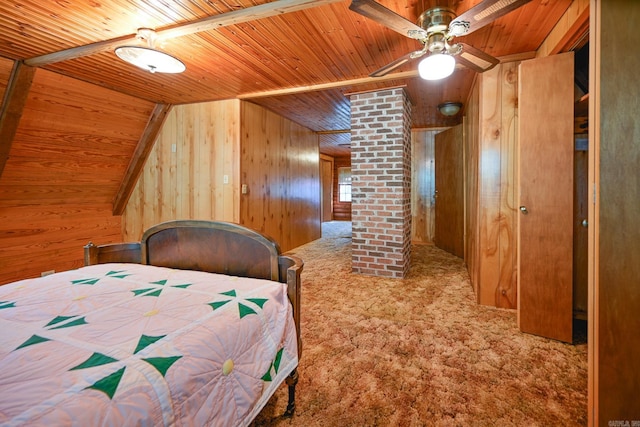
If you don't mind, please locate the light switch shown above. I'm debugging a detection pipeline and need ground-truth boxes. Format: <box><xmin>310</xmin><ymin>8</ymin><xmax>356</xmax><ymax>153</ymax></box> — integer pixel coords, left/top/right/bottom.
<box><xmin>241</xmin><ymin>184</ymin><xmax>248</xmax><ymax>194</ymax></box>
<box><xmin>223</xmin><ymin>175</ymin><xmax>229</xmax><ymax>184</ymax></box>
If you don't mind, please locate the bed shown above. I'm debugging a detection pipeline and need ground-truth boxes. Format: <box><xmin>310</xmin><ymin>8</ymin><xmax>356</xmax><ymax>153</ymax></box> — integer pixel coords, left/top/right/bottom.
<box><xmin>0</xmin><ymin>220</ymin><xmax>303</xmax><ymax>426</ymax></box>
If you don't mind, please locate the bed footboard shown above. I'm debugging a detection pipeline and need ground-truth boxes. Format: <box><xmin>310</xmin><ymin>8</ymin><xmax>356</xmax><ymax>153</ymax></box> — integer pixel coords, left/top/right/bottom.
<box><xmin>84</xmin><ymin>242</ymin><xmax>141</xmax><ymax>265</ymax></box>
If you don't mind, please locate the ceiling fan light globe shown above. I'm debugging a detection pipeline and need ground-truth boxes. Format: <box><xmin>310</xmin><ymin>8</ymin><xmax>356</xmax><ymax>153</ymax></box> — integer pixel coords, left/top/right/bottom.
<box><xmin>115</xmin><ymin>46</ymin><xmax>186</xmax><ymax>74</ymax></box>
<box><xmin>418</xmin><ymin>54</ymin><xmax>455</xmax><ymax>80</ymax></box>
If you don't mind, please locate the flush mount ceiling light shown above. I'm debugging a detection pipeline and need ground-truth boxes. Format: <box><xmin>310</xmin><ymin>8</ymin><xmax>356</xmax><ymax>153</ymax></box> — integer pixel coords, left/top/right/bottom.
<box><xmin>418</xmin><ymin>53</ymin><xmax>455</xmax><ymax>80</ymax></box>
<box><xmin>438</xmin><ymin>102</ymin><xmax>462</xmax><ymax>116</ymax></box>
<box><xmin>115</xmin><ymin>28</ymin><xmax>185</xmax><ymax>74</ymax></box>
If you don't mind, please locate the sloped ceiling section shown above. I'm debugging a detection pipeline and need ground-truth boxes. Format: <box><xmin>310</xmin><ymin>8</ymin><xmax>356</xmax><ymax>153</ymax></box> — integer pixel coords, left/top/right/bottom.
<box><xmin>0</xmin><ymin>58</ymin><xmax>157</xmax><ymax>284</ymax></box>
<box><xmin>0</xmin><ymin>67</ymin><xmax>156</xmax><ymax>208</ymax></box>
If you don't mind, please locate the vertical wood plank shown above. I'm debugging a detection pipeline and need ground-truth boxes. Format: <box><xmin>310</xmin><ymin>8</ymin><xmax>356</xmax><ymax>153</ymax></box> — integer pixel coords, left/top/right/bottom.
<box><xmin>176</xmin><ymin>106</ymin><xmax>188</xmax><ymax>220</ymax></box>
<box><xmin>411</xmin><ymin>129</ymin><xmax>438</xmax><ymax>244</ymax></box>
<box><xmin>478</xmin><ymin>66</ymin><xmax>504</xmax><ymax>305</ymax></box>
<box><xmin>592</xmin><ymin>0</ymin><xmax>640</xmax><ymax>422</ymax></box>
<box><xmin>497</xmin><ymin>62</ymin><xmax>519</xmax><ymax>308</ymax></box>
<box><xmin>477</xmin><ymin>65</ymin><xmax>504</xmax><ymax>307</ymax></box>
<box><xmin>588</xmin><ymin>5</ymin><xmax>600</xmax><ymax>420</ymax></box>
<box><xmin>186</xmin><ymin>104</ymin><xmax>196</xmax><ymax>218</ymax></box>
<box><xmin>228</xmin><ymin>100</ymin><xmax>241</xmax><ymax>222</ymax></box>
<box><xmin>157</xmin><ymin>108</ymin><xmax>175</xmax><ymax>226</ymax></box>
<box><xmin>464</xmin><ymin>81</ymin><xmax>481</xmax><ymax>300</ymax></box>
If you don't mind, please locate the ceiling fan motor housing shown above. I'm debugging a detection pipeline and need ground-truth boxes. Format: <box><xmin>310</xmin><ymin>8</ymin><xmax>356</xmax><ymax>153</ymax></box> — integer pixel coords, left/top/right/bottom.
<box><xmin>417</xmin><ymin>7</ymin><xmax>456</xmax><ymax>33</ymax></box>
<box><xmin>418</xmin><ymin>7</ymin><xmax>456</xmax><ymax>53</ymax></box>
<box><xmin>417</xmin><ymin>7</ymin><xmax>457</xmax><ymax>53</ymax></box>
<box><xmin>427</xmin><ymin>33</ymin><xmax>446</xmax><ymax>53</ymax></box>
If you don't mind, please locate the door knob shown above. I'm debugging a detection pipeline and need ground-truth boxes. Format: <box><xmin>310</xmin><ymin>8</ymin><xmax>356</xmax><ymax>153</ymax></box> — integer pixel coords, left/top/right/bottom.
<box><xmin>519</xmin><ymin>206</ymin><xmax>529</xmax><ymax>215</ymax></box>
<box><xmin>581</xmin><ymin>219</ymin><xmax>588</xmax><ymax>227</ymax></box>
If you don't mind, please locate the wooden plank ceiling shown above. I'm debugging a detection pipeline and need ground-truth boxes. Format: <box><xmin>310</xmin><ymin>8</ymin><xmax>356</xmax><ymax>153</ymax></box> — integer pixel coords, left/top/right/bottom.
<box><xmin>0</xmin><ymin>0</ymin><xmax>572</xmax><ymax>157</ymax></box>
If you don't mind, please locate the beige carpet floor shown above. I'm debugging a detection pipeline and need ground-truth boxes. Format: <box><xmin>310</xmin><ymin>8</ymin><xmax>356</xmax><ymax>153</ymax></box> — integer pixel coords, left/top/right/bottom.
<box><xmin>252</xmin><ymin>221</ymin><xmax>588</xmax><ymax>426</ymax></box>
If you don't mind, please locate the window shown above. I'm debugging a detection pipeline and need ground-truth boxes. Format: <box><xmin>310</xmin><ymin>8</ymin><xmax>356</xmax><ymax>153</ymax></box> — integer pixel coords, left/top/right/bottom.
<box><xmin>338</xmin><ymin>167</ymin><xmax>352</xmax><ymax>202</ymax></box>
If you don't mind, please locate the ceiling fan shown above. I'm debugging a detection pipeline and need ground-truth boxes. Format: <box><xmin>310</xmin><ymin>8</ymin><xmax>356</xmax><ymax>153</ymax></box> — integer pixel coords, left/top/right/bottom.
<box><xmin>349</xmin><ymin>0</ymin><xmax>533</xmax><ymax>79</ymax></box>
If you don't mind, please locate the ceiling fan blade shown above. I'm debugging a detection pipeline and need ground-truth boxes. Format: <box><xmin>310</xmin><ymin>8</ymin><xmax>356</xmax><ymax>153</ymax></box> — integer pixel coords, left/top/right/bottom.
<box><xmin>454</xmin><ymin>43</ymin><xmax>499</xmax><ymax>73</ymax></box>
<box><xmin>370</xmin><ymin>50</ymin><xmax>424</xmax><ymax>77</ymax></box>
<box><xmin>349</xmin><ymin>0</ymin><xmax>425</xmax><ymax>38</ymax></box>
<box><xmin>449</xmin><ymin>0</ymin><xmax>533</xmax><ymax>36</ymax></box>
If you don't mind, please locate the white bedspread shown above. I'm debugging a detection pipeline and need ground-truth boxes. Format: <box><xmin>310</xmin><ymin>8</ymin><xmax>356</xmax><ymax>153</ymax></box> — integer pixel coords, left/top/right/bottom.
<box><xmin>0</xmin><ymin>263</ymin><xmax>298</xmax><ymax>426</ymax></box>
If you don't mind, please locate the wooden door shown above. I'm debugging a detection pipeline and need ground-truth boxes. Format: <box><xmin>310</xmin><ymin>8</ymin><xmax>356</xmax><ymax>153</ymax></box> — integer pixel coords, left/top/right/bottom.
<box><xmin>320</xmin><ymin>158</ymin><xmax>333</xmax><ymax>222</ymax></box>
<box><xmin>517</xmin><ymin>52</ymin><xmax>574</xmax><ymax>343</ymax></box>
<box><xmin>434</xmin><ymin>124</ymin><xmax>464</xmax><ymax>258</ymax></box>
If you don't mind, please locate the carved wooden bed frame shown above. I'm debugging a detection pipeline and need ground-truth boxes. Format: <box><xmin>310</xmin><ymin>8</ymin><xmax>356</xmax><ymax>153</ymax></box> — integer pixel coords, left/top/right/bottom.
<box><xmin>84</xmin><ymin>219</ymin><xmax>303</xmax><ymax>417</ymax></box>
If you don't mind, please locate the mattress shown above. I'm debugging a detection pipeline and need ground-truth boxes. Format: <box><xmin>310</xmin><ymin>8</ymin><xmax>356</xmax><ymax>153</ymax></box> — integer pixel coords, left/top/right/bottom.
<box><xmin>0</xmin><ymin>263</ymin><xmax>298</xmax><ymax>426</ymax></box>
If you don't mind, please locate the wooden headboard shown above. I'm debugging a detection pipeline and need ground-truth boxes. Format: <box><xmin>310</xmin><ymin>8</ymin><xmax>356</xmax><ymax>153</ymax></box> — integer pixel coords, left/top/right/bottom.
<box><xmin>142</xmin><ymin>220</ymin><xmax>281</xmax><ymax>281</ymax></box>
<box><xmin>84</xmin><ymin>220</ymin><xmax>303</xmax><ymax>355</ymax></box>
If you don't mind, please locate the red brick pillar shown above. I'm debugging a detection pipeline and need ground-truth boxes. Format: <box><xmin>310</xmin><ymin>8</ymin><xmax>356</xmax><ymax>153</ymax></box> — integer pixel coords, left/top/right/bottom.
<box><xmin>350</xmin><ymin>88</ymin><xmax>412</xmax><ymax>278</ymax></box>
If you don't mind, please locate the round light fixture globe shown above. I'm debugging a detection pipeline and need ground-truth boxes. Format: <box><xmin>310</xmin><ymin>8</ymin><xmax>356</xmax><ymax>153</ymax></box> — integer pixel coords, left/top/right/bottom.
<box><xmin>438</xmin><ymin>102</ymin><xmax>463</xmax><ymax>116</ymax></box>
<box><xmin>418</xmin><ymin>54</ymin><xmax>455</xmax><ymax>80</ymax></box>
<box><xmin>115</xmin><ymin>46</ymin><xmax>186</xmax><ymax>74</ymax></box>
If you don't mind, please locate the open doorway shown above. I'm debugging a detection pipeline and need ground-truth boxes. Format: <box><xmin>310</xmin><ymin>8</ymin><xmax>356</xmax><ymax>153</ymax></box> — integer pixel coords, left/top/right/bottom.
<box><xmin>572</xmin><ymin>42</ymin><xmax>589</xmax><ymax>343</ymax></box>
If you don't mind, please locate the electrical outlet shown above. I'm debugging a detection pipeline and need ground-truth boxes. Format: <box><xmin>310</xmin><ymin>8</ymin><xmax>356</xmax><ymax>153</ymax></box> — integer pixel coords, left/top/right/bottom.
<box><xmin>223</xmin><ymin>175</ymin><xmax>229</xmax><ymax>184</ymax></box>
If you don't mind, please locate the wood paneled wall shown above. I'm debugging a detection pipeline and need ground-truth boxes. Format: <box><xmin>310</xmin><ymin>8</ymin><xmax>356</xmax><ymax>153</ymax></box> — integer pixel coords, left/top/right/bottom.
<box><xmin>411</xmin><ymin>129</ymin><xmax>440</xmax><ymax>244</ymax></box>
<box><xmin>0</xmin><ymin>65</ymin><xmax>155</xmax><ymax>285</ymax></box>
<box><xmin>239</xmin><ymin>102</ymin><xmax>321</xmax><ymax>252</ymax></box>
<box><xmin>332</xmin><ymin>156</ymin><xmax>351</xmax><ymax>221</ymax></box>
<box><xmin>122</xmin><ymin>100</ymin><xmax>240</xmax><ymax>240</ymax></box>
<box><xmin>0</xmin><ymin>204</ymin><xmax>122</xmax><ymax>284</ymax></box>
<box><xmin>123</xmin><ymin>99</ymin><xmax>321</xmax><ymax>252</ymax></box>
<box><xmin>464</xmin><ymin>62</ymin><xmax>520</xmax><ymax>309</ymax></box>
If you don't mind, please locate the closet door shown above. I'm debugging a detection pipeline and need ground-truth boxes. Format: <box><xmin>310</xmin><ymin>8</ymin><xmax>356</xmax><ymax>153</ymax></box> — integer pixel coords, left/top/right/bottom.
<box><xmin>517</xmin><ymin>52</ymin><xmax>574</xmax><ymax>343</ymax></box>
<box><xmin>434</xmin><ymin>124</ymin><xmax>464</xmax><ymax>258</ymax></box>
<box><xmin>320</xmin><ymin>158</ymin><xmax>333</xmax><ymax>222</ymax></box>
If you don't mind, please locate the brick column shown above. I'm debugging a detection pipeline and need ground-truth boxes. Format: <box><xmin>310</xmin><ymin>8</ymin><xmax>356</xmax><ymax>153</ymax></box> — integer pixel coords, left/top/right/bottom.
<box><xmin>350</xmin><ymin>88</ymin><xmax>412</xmax><ymax>278</ymax></box>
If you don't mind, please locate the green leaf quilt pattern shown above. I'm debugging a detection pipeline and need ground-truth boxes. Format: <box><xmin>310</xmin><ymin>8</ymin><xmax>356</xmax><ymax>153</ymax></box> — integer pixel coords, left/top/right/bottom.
<box><xmin>0</xmin><ymin>263</ymin><xmax>298</xmax><ymax>426</ymax></box>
